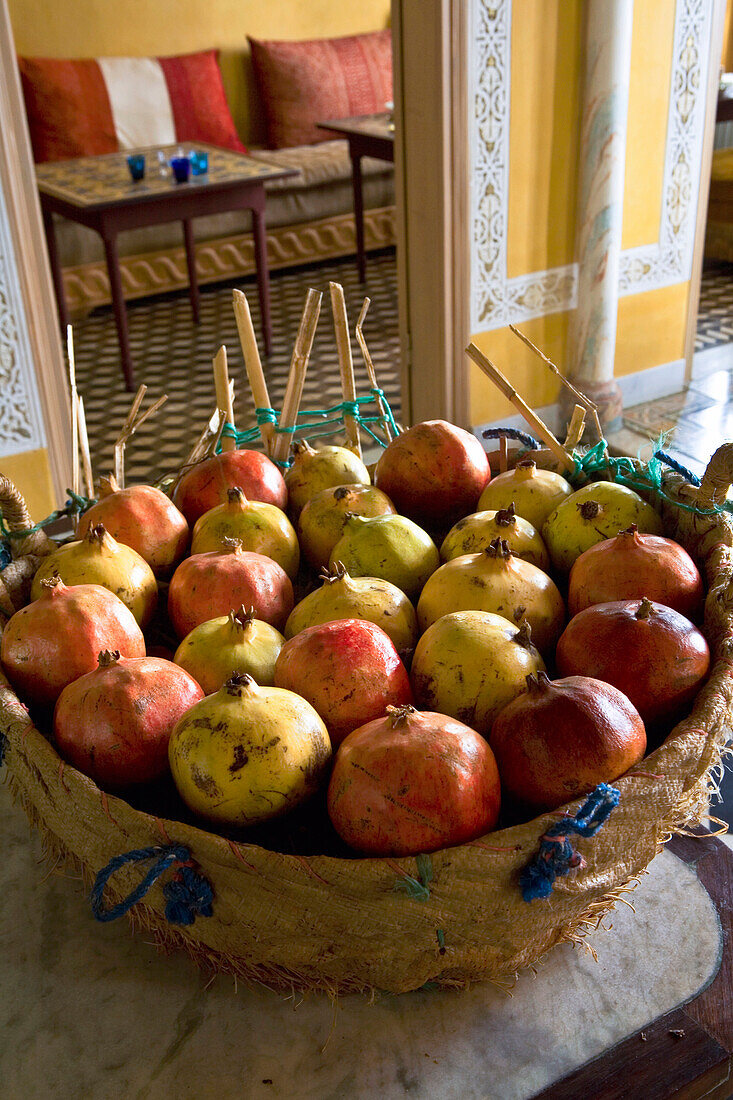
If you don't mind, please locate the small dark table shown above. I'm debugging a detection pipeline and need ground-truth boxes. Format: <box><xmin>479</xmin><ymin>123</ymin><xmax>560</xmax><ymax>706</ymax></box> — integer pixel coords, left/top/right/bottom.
<box><xmin>37</xmin><ymin>143</ymin><xmax>297</xmax><ymax>390</ymax></box>
<box><xmin>318</xmin><ymin>112</ymin><xmax>395</xmax><ymax>282</ymax></box>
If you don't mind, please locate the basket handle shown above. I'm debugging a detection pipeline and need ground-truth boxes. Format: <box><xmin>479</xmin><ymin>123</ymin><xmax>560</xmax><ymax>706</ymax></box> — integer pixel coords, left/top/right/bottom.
<box><xmin>0</xmin><ymin>475</ymin><xmax>55</xmax><ymax>558</ymax></box>
<box><xmin>697</xmin><ymin>443</ymin><xmax>733</xmax><ymax>511</ymax></box>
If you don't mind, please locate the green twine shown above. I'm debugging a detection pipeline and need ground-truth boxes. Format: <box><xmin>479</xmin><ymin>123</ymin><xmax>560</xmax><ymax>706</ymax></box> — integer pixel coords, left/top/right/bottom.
<box><xmin>393</xmin><ymin>853</ymin><xmax>433</xmax><ymax>902</ymax></box>
<box><xmin>0</xmin><ymin>489</ymin><xmax>95</xmax><ymax>547</ymax></box>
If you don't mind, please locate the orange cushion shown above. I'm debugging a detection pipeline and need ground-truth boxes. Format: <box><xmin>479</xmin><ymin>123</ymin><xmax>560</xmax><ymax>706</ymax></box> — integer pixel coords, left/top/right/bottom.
<box><xmin>248</xmin><ymin>30</ymin><xmax>392</xmax><ymax>149</ymax></box>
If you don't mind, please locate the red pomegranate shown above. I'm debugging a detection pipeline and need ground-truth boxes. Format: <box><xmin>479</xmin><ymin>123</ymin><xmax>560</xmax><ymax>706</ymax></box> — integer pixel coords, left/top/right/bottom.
<box><xmin>0</xmin><ymin>576</ymin><xmax>145</xmax><ymax>709</ymax></box>
<box><xmin>53</xmin><ymin>651</ymin><xmax>204</xmax><ymax>786</ymax></box>
<box><xmin>173</xmin><ymin>450</ymin><xmax>287</xmax><ymax>525</ymax></box>
<box><xmin>374</xmin><ymin>420</ymin><xmax>490</xmax><ymax>528</ymax></box>
<box><xmin>78</xmin><ymin>475</ymin><xmax>189</xmax><ymax>577</ymax></box>
<box><xmin>556</xmin><ymin>597</ymin><xmax>710</xmax><ymax>726</ymax></box>
<box><xmin>489</xmin><ymin>672</ymin><xmax>646</xmax><ymax>810</ymax></box>
<box><xmin>327</xmin><ymin>704</ymin><xmax>501</xmax><ymax>855</ymax></box>
<box><xmin>167</xmin><ymin>539</ymin><xmax>294</xmax><ymax>637</ymax></box>
<box><xmin>274</xmin><ymin>619</ymin><xmax>413</xmax><ymax>745</ymax></box>
<box><xmin>568</xmin><ymin>525</ymin><xmax>704</xmax><ymax>619</ymax></box>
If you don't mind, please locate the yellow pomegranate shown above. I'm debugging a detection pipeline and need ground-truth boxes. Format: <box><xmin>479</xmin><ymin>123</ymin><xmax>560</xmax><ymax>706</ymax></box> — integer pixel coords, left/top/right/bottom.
<box><xmin>440</xmin><ymin>503</ymin><xmax>549</xmax><ymax>570</ymax></box>
<box><xmin>478</xmin><ymin>460</ymin><xmax>573</xmax><ymax>529</ymax></box>
<box><xmin>168</xmin><ymin>672</ymin><xmax>332</xmax><ymax>825</ymax></box>
<box><xmin>298</xmin><ymin>483</ymin><xmax>396</xmax><ymax>569</ymax></box>
<box><xmin>284</xmin><ymin>564</ymin><xmax>418</xmax><ymax>657</ymax></box>
<box><xmin>173</xmin><ymin>606</ymin><xmax>285</xmax><ymax>693</ymax></box>
<box><xmin>31</xmin><ymin>523</ymin><xmax>157</xmax><ymax>628</ymax></box>
<box><xmin>410</xmin><ymin>612</ymin><xmax>545</xmax><ymax>735</ymax></box>
<box><xmin>416</xmin><ymin>537</ymin><xmax>565</xmax><ymax>654</ymax></box>
<box><xmin>329</xmin><ymin>514</ymin><xmax>440</xmax><ymax>601</ymax></box>
<box><xmin>191</xmin><ymin>488</ymin><xmax>299</xmax><ymax>579</ymax></box>
<box><xmin>284</xmin><ymin>441</ymin><xmax>370</xmax><ymax>518</ymax></box>
<box><xmin>542</xmin><ymin>481</ymin><xmax>664</xmax><ymax>575</ymax></box>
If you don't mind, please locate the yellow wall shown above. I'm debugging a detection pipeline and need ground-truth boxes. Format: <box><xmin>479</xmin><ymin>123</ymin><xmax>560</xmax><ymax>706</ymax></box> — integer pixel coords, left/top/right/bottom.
<box><xmin>471</xmin><ymin>0</ymin><xmax>690</xmax><ymax>426</ymax></box>
<box><xmin>0</xmin><ymin>449</ymin><xmax>57</xmax><ymax>523</ymax></box>
<box><xmin>8</xmin><ymin>0</ymin><xmax>391</xmax><ymax>145</ymax></box>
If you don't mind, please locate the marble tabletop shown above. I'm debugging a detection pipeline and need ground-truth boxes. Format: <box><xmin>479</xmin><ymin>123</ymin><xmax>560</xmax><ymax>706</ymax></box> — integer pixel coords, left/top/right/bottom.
<box><xmin>0</xmin><ymin>783</ymin><xmax>722</xmax><ymax>1100</ymax></box>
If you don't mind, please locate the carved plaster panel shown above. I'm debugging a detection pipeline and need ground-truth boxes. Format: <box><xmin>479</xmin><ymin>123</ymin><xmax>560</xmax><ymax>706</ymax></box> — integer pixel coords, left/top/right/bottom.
<box><xmin>470</xmin><ymin>0</ymin><xmax>712</xmax><ymax>332</ymax></box>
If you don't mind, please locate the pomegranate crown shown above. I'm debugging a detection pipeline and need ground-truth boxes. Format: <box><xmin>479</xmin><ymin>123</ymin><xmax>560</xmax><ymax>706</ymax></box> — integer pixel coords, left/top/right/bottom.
<box><xmin>386</xmin><ymin>704</ymin><xmax>417</xmax><ymax>726</ymax></box>
<box><xmin>97</xmin><ymin>649</ymin><xmax>121</xmax><ymax>668</ymax></box>
<box><xmin>86</xmin><ymin>523</ymin><xmax>109</xmax><ymax>544</ymax></box>
<box><xmin>333</xmin><ymin>486</ymin><xmax>354</xmax><ymax>501</ymax></box>
<box><xmin>513</xmin><ymin>618</ymin><xmax>533</xmax><ymax>648</ymax></box>
<box><xmin>485</xmin><ymin>537</ymin><xmax>512</xmax><ymax>559</ymax></box>
<box><xmin>221</xmin><ymin>536</ymin><xmax>244</xmax><ymax>553</ymax></box>
<box><xmin>516</xmin><ymin>459</ymin><xmax>536</xmax><ymax>472</ymax></box>
<box><xmin>224</xmin><ymin>671</ymin><xmax>257</xmax><ymax>695</ymax></box>
<box><xmin>230</xmin><ymin>605</ymin><xmax>256</xmax><ymax>630</ymax></box>
<box><xmin>525</xmin><ymin>670</ymin><xmax>551</xmax><ymax>693</ymax></box>
<box><xmin>577</xmin><ymin>499</ymin><xmax>601</xmax><ymax>521</ymax></box>
<box><xmin>40</xmin><ymin>572</ymin><xmax>64</xmax><ymax>591</ymax></box>
<box><xmin>635</xmin><ymin>596</ymin><xmax>655</xmax><ymax>621</ymax></box>
<box><xmin>227</xmin><ymin>486</ymin><xmax>248</xmax><ymax>505</ymax></box>
<box><xmin>495</xmin><ymin>502</ymin><xmax>517</xmax><ymax>527</ymax></box>
<box><xmin>320</xmin><ymin>562</ymin><xmax>349</xmax><ymax>584</ymax></box>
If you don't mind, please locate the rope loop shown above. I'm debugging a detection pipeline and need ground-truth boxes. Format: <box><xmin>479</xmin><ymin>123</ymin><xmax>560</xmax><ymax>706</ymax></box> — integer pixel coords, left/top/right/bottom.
<box><xmin>90</xmin><ymin>844</ymin><xmax>214</xmax><ymax>925</ymax></box>
<box><xmin>481</xmin><ymin>426</ymin><xmax>542</xmax><ymax>450</ymax></box>
<box><xmin>520</xmin><ymin>783</ymin><xmax>620</xmax><ymax>902</ymax></box>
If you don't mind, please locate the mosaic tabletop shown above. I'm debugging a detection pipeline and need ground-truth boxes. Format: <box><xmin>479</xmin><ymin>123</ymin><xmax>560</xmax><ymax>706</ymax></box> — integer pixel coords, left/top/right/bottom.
<box><xmin>319</xmin><ymin>111</ymin><xmax>395</xmax><ymax>142</ymax></box>
<box><xmin>36</xmin><ymin>143</ymin><xmax>297</xmax><ymax>208</ymax></box>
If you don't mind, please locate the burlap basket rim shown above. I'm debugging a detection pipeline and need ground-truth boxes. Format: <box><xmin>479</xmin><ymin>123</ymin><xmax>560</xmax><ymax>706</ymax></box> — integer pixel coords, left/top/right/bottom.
<box><xmin>2</xmin><ymin>448</ymin><xmax>732</xmax><ymax>994</ymax></box>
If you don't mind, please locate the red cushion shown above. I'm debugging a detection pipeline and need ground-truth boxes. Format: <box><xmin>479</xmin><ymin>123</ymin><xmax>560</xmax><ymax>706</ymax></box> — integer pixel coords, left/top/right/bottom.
<box><xmin>248</xmin><ymin>30</ymin><xmax>392</xmax><ymax>149</ymax></box>
<box><xmin>18</xmin><ymin>50</ymin><xmax>245</xmax><ymax>163</ymax></box>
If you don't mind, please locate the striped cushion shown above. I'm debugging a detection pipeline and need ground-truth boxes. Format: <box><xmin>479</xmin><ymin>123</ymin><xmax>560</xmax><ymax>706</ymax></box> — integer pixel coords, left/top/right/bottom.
<box><xmin>249</xmin><ymin>30</ymin><xmax>392</xmax><ymax>149</ymax></box>
<box><xmin>19</xmin><ymin>50</ymin><xmax>245</xmax><ymax>163</ymax></box>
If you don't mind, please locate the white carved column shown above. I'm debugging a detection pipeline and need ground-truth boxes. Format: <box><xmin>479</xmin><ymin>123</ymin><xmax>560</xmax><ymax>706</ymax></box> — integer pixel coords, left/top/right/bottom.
<box><xmin>566</xmin><ymin>0</ymin><xmax>634</xmax><ymax>432</ymax></box>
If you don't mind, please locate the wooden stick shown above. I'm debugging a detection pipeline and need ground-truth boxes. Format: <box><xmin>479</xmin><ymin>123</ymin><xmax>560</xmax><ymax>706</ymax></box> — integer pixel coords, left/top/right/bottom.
<box><xmin>232</xmin><ymin>289</ymin><xmax>276</xmax><ymax>454</ymax></box>
<box><xmin>355</xmin><ymin>297</ymin><xmax>394</xmax><ymax>443</ymax></box>
<box><xmin>76</xmin><ymin>395</ymin><xmax>94</xmax><ymax>499</ymax></box>
<box><xmin>508</xmin><ymin>324</ymin><xmax>604</xmax><ymax>442</ymax></box>
<box><xmin>114</xmin><ymin>385</ymin><xmax>168</xmax><ymax>488</ymax></box>
<box><xmin>274</xmin><ymin>288</ymin><xmax>322</xmax><ymax>463</ymax></box>
<box><xmin>213</xmin><ymin>346</ymin><xmax>236</xmax><ymax>453</ymax></box>
<box><xmin>465</xmin><ymin>342</ymin><xmax>575</xmax><ymax>471</ymax></box>
<box><xmin>563</xmin><ymin>404</ymin><xmax>586</xmax><ymax>453</ymax></box>
<box><xmin>66</xmin><ymin>325</ymin><xmax>80</xmax><ymax>499</ymax></box>
<box><xmin>185</xmin><ymin>407</ymin><xmax>226</xmax><ymax>467</ymax></box>
<box><xmin>499</xmin><ymin>435</ymin><xmax>509</xmax><ymax>473</ymax></box>
<box><xmin>330</xmin><ymin>282</ymin><xmax>361</xmax><ymax>457</ymax></box>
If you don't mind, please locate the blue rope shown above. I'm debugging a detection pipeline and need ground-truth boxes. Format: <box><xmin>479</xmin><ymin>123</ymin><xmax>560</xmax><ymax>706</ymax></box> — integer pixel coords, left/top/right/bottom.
<box><xmin>520</xmin><ymin>783</ymin><xmax>620</xmax><ymax>902</ymax></box>
<box><xmin>482</xmin><ymin>427</ymin><xmax>542</xmax><ymax>449</ymax></box>
<box><xmin>653</xmin><ymin>450</ymin><xmax>701</xmax><ymax>487</ymax></box>
<box><xmin>90</xmin><ymin>844</ymin><xmax>213</xmax><ymax>926</ymax></box>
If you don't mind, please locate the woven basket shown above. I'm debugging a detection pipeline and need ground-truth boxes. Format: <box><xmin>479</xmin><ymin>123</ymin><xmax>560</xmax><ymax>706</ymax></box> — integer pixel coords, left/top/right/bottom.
<box><xmin>2</xmin><ymin>449</ymin><xmax>732</xmax><ymax>995</ymax></box>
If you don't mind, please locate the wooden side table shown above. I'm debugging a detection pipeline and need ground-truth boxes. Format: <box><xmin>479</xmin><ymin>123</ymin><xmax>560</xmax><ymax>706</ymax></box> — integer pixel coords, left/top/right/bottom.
<box><xmin>37</xmin><ymin>144</ymin><xmax>298</xmax><ymax>390</ymax></box>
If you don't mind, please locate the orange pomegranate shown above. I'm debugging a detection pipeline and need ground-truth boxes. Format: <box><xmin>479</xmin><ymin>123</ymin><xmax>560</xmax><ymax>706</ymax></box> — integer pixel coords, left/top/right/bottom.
<box><xmin>567</xmin><ymin>524</ymin><xmax>704</xmax><ymax>619</ymax></box>
<box><xmin>555</xmin><ymin>597</ymin><xmax>710</xmax><ymax>727</ymax></box>
<box><xmin>167</xmin><ymin>538</ymin><xmax>294</xmax><ymax>638</ymax></box>
<box><xmin>328</xmin><ymin>704</ymin><xmax>501</xmax><ymax>855</ymax></box>
<box><xmin>489</xmin><ymin>672</ymin><xmax>646</xmax><ymax>810</ymax></box>
<box><xmin>53</xmin><ymin>650</ymin><xmax>204</xmax><ymax>787</ymax></box>
<box><xmin>77</xmin><ymin>475</ymin><xmax>189</xmax><ymax>577</ymax></box>
<box><xmin>0</xmin><ymin>575</ymin><xmax>145</xmax><ymax>709</ymax></box>
<box><xmin>172</xmin><ymin>449</ymin><xmax>287</xmax><ymax>525</ymax></box>
<box><xmin>274</xmin><ymin>619</ymin><xmax>413</xmax><ymax>746</ymax></box>
<box><xmin>374</xmin><ymin>420</ymin><xmax>491</xmax><ymax>528</ymax></box>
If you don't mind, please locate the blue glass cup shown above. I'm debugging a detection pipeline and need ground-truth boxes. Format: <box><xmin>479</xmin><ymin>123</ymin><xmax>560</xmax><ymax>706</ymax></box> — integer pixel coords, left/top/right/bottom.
<box><xmin>190</xmin><ymin>149</ymin><xmax>209</xmax><ymax>176</ymax></box>
<box><xmin>126</xmin><ymin>154</ymin><xmax>146</xmax><ymax>181</ymax></box>
<box><xmin>170</xmin><ymin>155</ymin><xmax>191</xmax><ymax>183</ymax></box>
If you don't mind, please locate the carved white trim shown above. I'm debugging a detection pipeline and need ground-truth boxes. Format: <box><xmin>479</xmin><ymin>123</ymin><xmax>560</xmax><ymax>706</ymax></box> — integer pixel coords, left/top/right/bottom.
<box><xmin>0</xmin><ymin>184</ymin><xmax>46</xmax><ymax>456</ymax></box>
<box><xmin>470</xmin><ymin>0</ymin><xmax>712</xmax><ymax>331</ymax></box>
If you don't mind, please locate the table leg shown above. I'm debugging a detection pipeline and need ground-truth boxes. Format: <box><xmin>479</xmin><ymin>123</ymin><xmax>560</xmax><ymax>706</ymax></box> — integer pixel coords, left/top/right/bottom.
<box><xmin>251</xmin><ymin>194</ymin><xmax>273</xmax><ymax>356</ymax></box>
<box><xmin>352</xmin><ymin>151</ymin><xmax>366</xmax><ymax>283</ymax></box>
<box><xmin>101</xmin><ymin>226</ymin><xmax>135</xmax><ymax>392</ymax></box>
<box><xmin>42</xmin><ymin>207</ymin><xmax>70</xmax><ymax>333</ymax></box>
<box><xmin>182</xmin><ymin>219</ymin><xmax>201</xmax><ymax>324</ymax></box>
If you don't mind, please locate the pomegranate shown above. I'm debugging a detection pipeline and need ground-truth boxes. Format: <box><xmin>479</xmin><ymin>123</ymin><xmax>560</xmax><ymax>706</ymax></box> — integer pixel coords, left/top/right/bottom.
<box><xmin>53</xmin><ymin>650</ymin><xmax>204</xmax><ymax>787</ymax></box>
<box><xmin>416</xmin><ymin>538</ymin><xmax>565</xmax><ymax>654</ymax></box>
<box><xmin>328</xmin><ymin>513</ymin><xmax>440</xmax><ymax>601</ymax></box>
<box><xmin>327</xmin><ymin>704</ymin><xmax>501</xmax><ymax>855</ymax></box>
<box><xmin>168</xmin><ymin>672</ymin><xmax>332</xmax><ymax>825</ymax></box>
<box><xmin>77</xmin><ymin>474</ymin><xmax>189</xmax><ymax>577</ymax></box>
<box><xmin>173</xmin><ymin>606</ymin><xmax>284</xmax><ymax>693</ymax></box>
<box><xmin>374</xmin><ymin>419</ymin><xmax>490</xmax><ymax>528</ymax></box>
<box><xmin>274</xmin><ymin>619</ymin><xmax>413</xmax><ymax>746</ymax></box>
<box><xmin>555</xmin><ymin>597</ymin><xmax>710</xmax><ymax>727</ymax></box>
<box><xmin>567</xmin><ymin>524</ymin><xmax>704</xmax><ymax>619</ymax></box>
<box><xmin>172</xmin><ymin>449</ymin><xmax>287</xmax><ymax>525</ymax></box>
<box><xmin>298</xmin><ymin>483</ymin><xmax>396</xmax><ymax>570</ymax></box>
<box><xmin>284</xmin><ymin>441</ymin><xmax>370</xmax><ymax>518</ymax></box>
<box><xmin>440</xmin><ymin>503</ymin><xmax>550</xmax><ymax>570</ymax></box>
<box><xmin>1</xmin><ymin>575</ymin><xmax>145</xmax><ymax>709</ymax></box>
<box><xmin>191</xmin><ymin>487</ymin><xmax>300</xmax><ymax>579</ymax></box>
<box><xmin>31</xmin><ymin>523</ymin><xmax>158</xmax><ymax>628</ymax></box>
<box><xmin>489</xmin><ymin>672</ymin><xmax>646</xmax><ymax>811</ymax></box>
<box><xmin>478</xmin><ymin>460</ymin><xmax>573</xmax><ymax>530</ymax></box>
<box><xmin>168</xmin><ymin>538</ymin><xmax>293</xmax><ymax>638</ymax></box>
<box><xmin>411</xmin><ymin>612</ymin><xmax>545</xmax><ymax>734</ymax></box>
<box><xmin>284</xmin><ymin>564</ymin><xmax>418</xmax><ymax>658</ymax></box>
<box><xmin>542</xmin><ymin>481</ymin><xmax>664</xmax><ymax>574</ymax></box>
